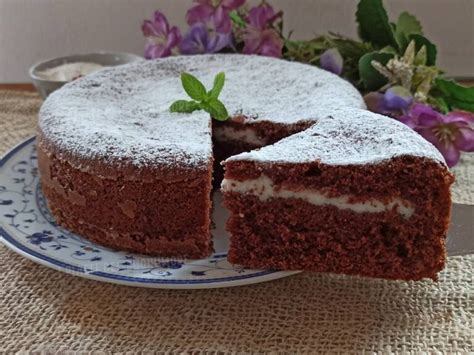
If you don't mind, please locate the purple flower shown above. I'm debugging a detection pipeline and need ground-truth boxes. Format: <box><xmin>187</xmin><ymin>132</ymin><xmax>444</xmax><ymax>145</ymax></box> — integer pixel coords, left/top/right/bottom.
<box><xmin>399</xmin><ymin>104</ymin><xmax>474</xmax><ymax>167</ymax></box>
<box><xmin>186</xmin><ymin>0</ymin><xmax>245</xmax><ymax>34</ymax></box>
<box><xmin>242</xmin><ymin>3</ymin><xmax>283</xmax><ymax>58</ymax></box>
<box><xmin>180</xmin><ymin>23</ymin><xmax>232</xmax><ymax>54</ymax></box>
<box><xmin>364</xmin><ymin>86</ymin><xmax>413</xmax><ymax>117</ymax></box>
<box><xmin>319</xmin><ymin>48</ymin><xmax>343</xmax><ymax>75</ymax></box>
<box><xmin>142</xmin><ymin>11</ymin><xmax>181</xmax><ymax>59</ymax></box>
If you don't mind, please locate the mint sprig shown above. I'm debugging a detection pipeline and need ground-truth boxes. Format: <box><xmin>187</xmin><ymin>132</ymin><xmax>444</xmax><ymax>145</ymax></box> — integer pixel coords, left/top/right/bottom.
<box><xmin>170</xmin><ymin>72</ymin><xmax>229</xmax><ymax>121</ymax></box>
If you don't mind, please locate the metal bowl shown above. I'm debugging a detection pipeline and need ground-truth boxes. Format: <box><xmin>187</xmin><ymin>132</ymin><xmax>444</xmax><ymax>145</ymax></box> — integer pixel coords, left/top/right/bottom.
<box><xmin>29</xmin><ymin>52</ymin><xmax>143</xmax><ymax>98</ymax></box>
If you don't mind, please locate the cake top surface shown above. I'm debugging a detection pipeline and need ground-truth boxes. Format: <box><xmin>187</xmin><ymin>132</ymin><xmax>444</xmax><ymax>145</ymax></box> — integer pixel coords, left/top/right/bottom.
<box><xmin>39</xmin><ymin>54</ymin><xmax>364</xmax><ymax>168</ymax></box>
<box><xmin>226</xmin><ymin>109</ymin><xmax>446</xmax><ymax>166</ymax></box>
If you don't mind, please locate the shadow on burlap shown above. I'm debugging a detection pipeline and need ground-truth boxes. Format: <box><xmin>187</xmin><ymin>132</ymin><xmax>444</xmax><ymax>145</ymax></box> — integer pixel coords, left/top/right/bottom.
<box><xmin>0</xmin><ymin>90</ymin><xmax>473</xmax><ymax>353</ymax></box>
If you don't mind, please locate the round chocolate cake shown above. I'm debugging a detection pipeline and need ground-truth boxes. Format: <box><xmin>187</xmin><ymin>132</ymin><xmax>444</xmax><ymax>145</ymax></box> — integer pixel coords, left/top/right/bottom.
<box><xmin>37</xmin><ymin>54</ymin><xmax>453</xmax><ymax>280</ymax></box>
<box><xmin>37</xmin><ymin>54</ymin><xmax>363</xmax><ymax>258</ymax></box>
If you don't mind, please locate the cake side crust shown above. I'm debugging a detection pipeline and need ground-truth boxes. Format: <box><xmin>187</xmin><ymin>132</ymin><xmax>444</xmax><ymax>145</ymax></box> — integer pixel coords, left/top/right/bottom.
<box><xmin>37</xmin><ymin>135</ymin><xmax>213</xmax><ymax>258</ymax></box>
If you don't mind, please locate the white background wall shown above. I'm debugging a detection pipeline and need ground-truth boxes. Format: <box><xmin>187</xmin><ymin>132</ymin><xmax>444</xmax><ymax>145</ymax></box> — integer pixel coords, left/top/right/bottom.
<box><xmin>0</xmin><ymin>0</ymin><xmax>473</xmax><ymax>82</ymax></box>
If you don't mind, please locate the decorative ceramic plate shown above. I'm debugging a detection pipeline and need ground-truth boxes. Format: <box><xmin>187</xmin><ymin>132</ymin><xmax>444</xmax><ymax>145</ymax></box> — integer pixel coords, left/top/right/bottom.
<box><xmin>0</xmin><ymin>137</ymin><xmax>300</xmax><ymax>289</ymax></box>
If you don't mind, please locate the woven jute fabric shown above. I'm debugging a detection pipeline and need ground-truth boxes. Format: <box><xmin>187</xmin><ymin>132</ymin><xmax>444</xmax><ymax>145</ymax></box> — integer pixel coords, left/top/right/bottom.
<box><xmin>0</xmin><ymin>90</ymin><xmax>472</xmax><ymax>353</ymax></box>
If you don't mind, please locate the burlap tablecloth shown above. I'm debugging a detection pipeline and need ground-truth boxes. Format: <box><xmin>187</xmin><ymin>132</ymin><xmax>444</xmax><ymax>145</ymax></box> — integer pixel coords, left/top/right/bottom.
<box><xmin>0</xmin><ymin>90</ymin><xmax>472</xmax><ymax>353</ymax></box>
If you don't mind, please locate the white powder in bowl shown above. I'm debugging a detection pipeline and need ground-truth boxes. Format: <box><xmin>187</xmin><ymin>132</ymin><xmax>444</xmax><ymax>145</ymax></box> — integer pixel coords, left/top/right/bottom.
<box><xmin>36</xmin><ymin>62</ymin><xmax>105</xmax><ymax>82</ymax></box>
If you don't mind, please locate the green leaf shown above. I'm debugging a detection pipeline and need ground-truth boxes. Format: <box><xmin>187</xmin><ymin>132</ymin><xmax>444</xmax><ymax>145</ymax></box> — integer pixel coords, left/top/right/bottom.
<box><xmin>208</xmin><ymin>72</ymin><xmax>225</xmax><ymax>99</ymax></box>
<box><xmin>201</xmin><ymin>99</ymin><xmax>229</xmax><ymax>121</ymax></box>
<box><xmin>379</xmin><ymin>46</ymin><xmax>398</xmax><ymax>55</ymax></box>
<box><xmin>434</xmin><ymin>78</ymin><xmax>474</xmax><ymax>112</ymax></box>
<box><xmin>395</xmin><ymin>12</ymin><xmax>423</xmax><ymax>49</ymax></box>
<box><xmin>169</xmin><ymin>100</ymin><xmax>200</xmax><ymax>113</ymax></box>
<box><xmin>358</xmin><ymin>51</ymin><xmax>394</xmax><ymax>91</ymax></box>
<box><xmin>181</xmin><ymin>72</ymin><xmax>208</xmax><ymax>101</ymax></box>
<box><xmin>356</xmin><ymin>0</ymin><xmax>398</xmax><ymax>49</ymax></box>
<box><xmin>409</xmin><ymin>34</ymin><xmax>437</xmax><ymax>66</ymax></box>
<box><xmin>428</xmin><ymin>95</ymin><xmax>449</xmax><ymax>114</ymax></box>
<box><xmin>229</xmin><ymin>11</ymin><xmax>246</xmax><ymax>28</ymax></box>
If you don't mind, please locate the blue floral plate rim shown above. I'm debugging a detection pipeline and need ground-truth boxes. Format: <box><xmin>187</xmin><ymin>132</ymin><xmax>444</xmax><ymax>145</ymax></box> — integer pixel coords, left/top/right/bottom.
<box><xmin>0</xmin><ymin>136</ymin><xmax>301</xmax><ymax>289</ymax></box>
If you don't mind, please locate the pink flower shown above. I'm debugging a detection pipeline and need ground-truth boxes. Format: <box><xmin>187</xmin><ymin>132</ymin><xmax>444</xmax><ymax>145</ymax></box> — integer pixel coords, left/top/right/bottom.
<box><xmin>142</xmin><ymin>11</ymin><xmax>181</xmax><ymax>59</ymax></box>
<box><xmin>242</xmin><ymin>3</ymin><xmax>283</xmax><ymax>58</ymax></box>
<box><xmin>319</xmin><ymin>48</ymin><xmax>343</xmax><ymax>75</ymax></box>
<box><xmin>399</xmin><ymin>104</ymin><xmax>474</xmax><ymax>167</ymax></box>
<box><xmin>186</xmin><ymin>0</ymin><xmax>245</xmax><ymax>34</ymax></box>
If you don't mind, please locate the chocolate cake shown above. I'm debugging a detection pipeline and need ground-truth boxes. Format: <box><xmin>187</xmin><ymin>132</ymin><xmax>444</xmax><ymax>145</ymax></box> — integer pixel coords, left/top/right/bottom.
<box><xmin>38</xmin><ymin>54</ymin><xmax>453</xmax><ymax>280</ymax></box>
<box><xmin>38</xmin><ymin>54</ymin><xmax>363</xmax><ymax>258</ymax></box>
<box><xmin>222</xmin><ymin>109</ymin><xmax>454</xmax><ymax>280</ymax></box>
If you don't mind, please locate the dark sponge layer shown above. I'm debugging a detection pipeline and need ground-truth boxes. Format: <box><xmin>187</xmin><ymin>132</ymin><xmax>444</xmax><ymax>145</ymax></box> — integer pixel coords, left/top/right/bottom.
<box><xmin>224</xmin><ymin>193</ymin><xmax>447</xmax><ymax>280</ymax></box>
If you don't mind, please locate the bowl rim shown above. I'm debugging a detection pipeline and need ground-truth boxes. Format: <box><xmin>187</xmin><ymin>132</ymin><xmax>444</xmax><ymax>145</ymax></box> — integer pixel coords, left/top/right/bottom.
<box><xmin>29</xmin><ymin>51</ymin><xmax>143</xmax><ymax>83</ymax></box>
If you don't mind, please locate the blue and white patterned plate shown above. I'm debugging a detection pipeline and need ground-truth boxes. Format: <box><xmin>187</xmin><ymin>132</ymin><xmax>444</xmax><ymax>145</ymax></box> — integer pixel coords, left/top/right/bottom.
<box><xmin>0</xmin><ymin>137</ymin><xmax>300</xmax><ymax>289</ymax></box>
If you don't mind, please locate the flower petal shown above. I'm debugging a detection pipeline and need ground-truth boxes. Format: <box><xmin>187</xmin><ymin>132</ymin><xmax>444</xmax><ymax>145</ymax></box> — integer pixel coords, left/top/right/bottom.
<box><xmin>213</xmin><ymin>6</ymin><xmax>232</xmax><ymax>33</ymax></box>
<box><xmin>165</xmin><ymin>27</ymin><xmax>182</xmax><ymax>54</ymax></box>
<box><xmin>438</xmin><ymin>142</ymin><xmax>461</xmax><ymax>167</ymax></box>
<box><xmin>363</xmin><ymin>92</ymin><xmax>385</xmax><ymax>114</ymax></box>
<box><xmin>142</xmin><ymin>20</ymin><xmax>160</xmax><ymax>37</ymax></box>
<box><xmin>221</xmin><ymin>0</ymin><xmax>245</xmax><ymax>10</ymax></box>
<box><xmin>144</xmin><ymin>43</ymin><xmax>166</xmax><ymax>59</ymax></box>
<box><xmin>319</xmin><ymin>48</ymin><xmax>343</xmax><ymax>75</ymax></box>
<box><xmin>257</xmin><ymin>30</ymin><xmax>283</xmax><ymax>57</ymax></box>
<box><xmin>242</xmin><ymin>28</ymin><xmax>261</xmax><ymax>54</ymax></box>
<box><xmin>445</xmin><ymin>110</ymin><xmax>474</xmax><ymax>125</ymax></box>
<box><xmin>384</xmin><ymin>86</ymin><xmax>412</xmax><ymax>111</ymax></box>
<box><xmin>409</xmin><ymin>103</ymin><xmax>443</xmax><ymax>127</ymax></box>
<box><xmin>186</xmin><ymin>4</ymin><xmax>215</xmax><ymax>25</ymax></box>
<box><xmin>180</xmin><ymin>23</ymin><xmax>231</xmax><ymax>54</ymax></box>
<box><xmin>397</xmin><ymin>114</ymin><xmax>418</xmax><ymax>129</ymax></box>
<box><xmin>206</xmin><ymin>31</ymin><xmax>233</xmax><ymax>53</ymax></box>
<box><xmin>180</xmin><ymin>24</ymin><xmax>209</xmax><ymax>54</ymax></box>
<box><xmin>247</xmin><ymin>4</ymin><xmax>275</xmax><ymax>29</ymax></box>
<box><xmin>242</xmin><ymin>28</ymin><xmax>282</xmax><ymax>57</ymax></box>
<box><xmin>416</xmin><ymin>127</ymin><xmax>460</xmax><ymax>167</ymax></box>
<box><xmin>456</xmin><ymin>126</ymin><xmax>474</xmax><ymax>152</ymax></box>
<box><xmin>153</xmin><ymin>11</ymin><xmax>170</xmax><ymax>34</ymax></box>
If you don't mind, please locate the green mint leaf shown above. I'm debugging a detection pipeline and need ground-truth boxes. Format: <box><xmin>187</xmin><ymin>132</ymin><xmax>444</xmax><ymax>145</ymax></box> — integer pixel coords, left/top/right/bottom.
<box><xmin>169</xmin><ymin>100</ymin><xmax>200</xmax><ymax>113</ymax></box>
<box><xmin>409</xmin><ymin>34</ymin><xmax>437</xmax><ymax>66</ymax></box>
<box><xmin>170</xmin><ymin>71</ymin><xmax>230</xmax><ymax>120</ymax></box>
<box><xmin>434</xmin><ymin>78</ymin><xmax>474</xmax><ymax>112</ymax></box>
<box><xmin>181</xmin><ymin>72</ymin><xmax>208</xmax><ymax>101</ymax></box>
<box><xmin>395</xmin><ymin>12</ymin><xmax>423</xmax><ymax>50</ymax></box>
<box><xmin>200</xmin><ymin>99</ymin><xmax>229</xmax><ymax>121</ymax></box>
<box><xmin>208</xmin><ymin>72</ymin><xmax>225</xmax><ymax>99</ymax></box>
<box><xmin>356</xmin><ymin>0</ymin><xmax>398</xmax><ymax>49</ymax></box>
<box><xmin>358</xmin><ymin>51</ymin><xmax>394</xmax><ymax>91</ymax></box>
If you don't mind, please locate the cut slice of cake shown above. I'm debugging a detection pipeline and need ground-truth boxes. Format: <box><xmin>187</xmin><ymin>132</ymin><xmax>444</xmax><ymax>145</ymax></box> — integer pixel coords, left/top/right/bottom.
<box><xmin>222</xmin><ymin>109</ymin><xmax>454</xmax><ymax>280</ymax></box>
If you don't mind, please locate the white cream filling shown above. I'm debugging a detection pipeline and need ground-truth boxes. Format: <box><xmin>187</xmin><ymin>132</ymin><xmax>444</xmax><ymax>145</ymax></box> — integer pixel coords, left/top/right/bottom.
<box><xmin>221</xmin><ymin>175</ymin><xmax>414</xmax><ymax>218</ymax></box>
<box><xmin>213</xmin><ymin>126</ymin><xmax>265</xmax><ymax>146</ymax></box>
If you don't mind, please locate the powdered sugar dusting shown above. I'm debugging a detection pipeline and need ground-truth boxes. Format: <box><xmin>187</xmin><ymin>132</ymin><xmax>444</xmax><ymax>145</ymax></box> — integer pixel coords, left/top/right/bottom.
<box><xmin>39</xmin><ymin>54</ymin><xmax>365</xmax><ymax>168</ymax></box>
<box><xmin>226</xmin><ymin>109</ymin><xmax>446</xmax><ymax>165</ymax></box>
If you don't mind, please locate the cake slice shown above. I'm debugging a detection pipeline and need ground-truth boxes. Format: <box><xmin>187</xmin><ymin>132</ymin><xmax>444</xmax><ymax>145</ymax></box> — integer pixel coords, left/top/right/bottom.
<box><xmin>222</xmin><ymin>109</ymin><xmax>454</xmax><ymax>280</ymax></box>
